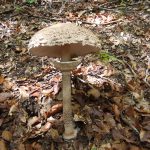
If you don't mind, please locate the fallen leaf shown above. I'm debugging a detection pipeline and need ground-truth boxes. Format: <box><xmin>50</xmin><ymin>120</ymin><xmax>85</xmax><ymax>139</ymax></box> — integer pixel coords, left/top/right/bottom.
<box><xmin>99</xmin><ymin>143</ymin><xmax>111</xmax><ymax>149</ymax></box>
<box><xmin>8</xmin><ymin>102</ymin><xmax>18</xmax><ymax>116</ymax></box>
<box><xmin>49</xmin><ymin>128</ymin><xmax>59</xmax><ymax>140</ymax></box>
<box><xmin>112</xmin><ymin>104</ymin><xmax>120</xmax><ymax>121</ymax></box>
<box><xmin>47</xmin><ymin>116</ymin><xmax>56</xmax><ymax>123</ymax></box>
<box><xmin>2</xmin><ymin>130</ymin><xmax>12</xmax><ymax>142</ymax></box>
<box><xmin>0</xmin><ymin>140</ymin><xmax>7</xmax><ymax>150</ymax></box>
<box><xmin>112</xmin><ymin>129</ymin><xmax>124</xmax><ymax>141</ymax></box>
<box><xmin>0</xmin><ymin>119</ymin><xmax>4</xmax><ymax>127</ymax></box>
<box><xmin>27</xmin><ymin>116</ymin><xmax>41</xmax><ymax>128</ymax></box>
<box><xmin>140</xmin><ymin>129</ymin><xmax>150</xmax><ymax>143</ymax></box>
<box><xmin>41</xmin><ymin>122</ymin><xmax>52</xmax><ymax>132</ymax></box>
<box><xmin>42</xmin><ymin>88</ymin><xmax>53</xmax><ymax>96</ymax></box>
<box><xmin>136</xmin><ymin>99</ymin><xmax>150</xmax><ymax>114</ymax></box>
<box><xmin>25</xmin><ymin>143</ymin><xmax>32</xmax><ymax>150</ymax></box>
<box><xmin>0</xmin><ymin>92</ymin><xmax>13</xmax><ymax>102</ymax></box>
<box><xmin>31</xmin><ymin>142</ymin><xmax>42</xmax><ymax>150</ymax></box>
<box><xmin>129</xmin><ymin>145</ymin><xmax>140</xmax><ymax>150</ymax></box>
<box><xmin>44</xmin><ymin>103</ymin><xmax>63</xmax><ymax>118</ymax></box>
<box><xmin>112</xmin><ymin>141</ymin><xmax>127</xmax><ymax>150</ymax></box>
<box><xmin>18</xmin><ymin>143</ymin><xmax>25</xmax><ymax>150</ymax></box>
<box><xmin>87</xmin><ymin>88</ymin><xmax>100</xmax><ymax>99</ymax></box>
<box><xmin>0</xmin><ymin>76</ymin><xmax>5</xmax><ymax>84</ymax></box>
<box><xmin>3</xmin><ymin>79</ymin><xmax>13</xmax><ymax>90</ymax></box>
<box><xmin>19</xmin><ymin>86</ymin><xmax>29</xmax><ymax>100</ymax></box>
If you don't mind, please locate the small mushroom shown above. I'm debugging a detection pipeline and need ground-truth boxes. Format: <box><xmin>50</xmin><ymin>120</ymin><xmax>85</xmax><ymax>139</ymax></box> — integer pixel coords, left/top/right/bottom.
<box><xmin>28</xmin><ymin>22</ymin><xmax>101</xmax><ymax>140</ymax></box>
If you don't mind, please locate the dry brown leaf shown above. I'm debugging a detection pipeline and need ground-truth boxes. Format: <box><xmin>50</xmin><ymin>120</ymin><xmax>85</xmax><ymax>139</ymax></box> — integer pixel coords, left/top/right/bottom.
<box><xmin>0</xmin><ymin>140</ymin><xmax>7</xmax><ymax>150</ymax></box>
<box><xmin>142</xmin><ymin>116</ymin><xmax>150</xmax><ymax>131</ymax></box>
<box><xmin>2</xmin><ymin>130</ymin><xmax>12</xmax><ymax>142</ymax></box>
<box><xmin>112</xmin><ymin>96</ymin><xmax>122</xmax><ymax>105</ymax></box>
<box><xmin>19</xmin><ymin>86</ymin><xmax>29</xmax><ymax>100</ymax></box>
<box><xmin>136</xmin><ymin>99</ymin><xmax>150</xmax><ymax>114</ymax></box>
<box><xmin>25</xmin><ymin>144</ymin><xmax>32</xmax><ymax>150</ymax></box>
<box><xmin>112</xmin><ymin>129</ymin><xmax>124</xmax><ymax>141</ymax></box>
<box><xmin>74</xmin><ymin>114</ymin><xmax>86</xmax><ymax>122</ymax></box>
<box><xmin>132</xmin><ymin>92</ymin><xmax>143</xmax><ymax>101</ymax></box>
<box><xmin>8</xmin><ymin>102</ymin><xmax>18</xmax><ymax>116</ymax></box>
<box><xmin>0</xmin><ymin>119</ymin><xmax>4</xmax><ymax>127</ymax></box>
<box><xmin>3</xmin><ymin>79</ymin><xmax>13</xmax><ymax>90</ymax></box>
<box><xmin>47</xmin><ymin>116</ymin><xmax>56</xmax><ymax>123</ymax></box>
<box><xmin>27</xmin><ymin>116</ymin><xmax>41</xmax><ymax>128</ymax></box>
<box><xmin>0</xmin><ymin>75</ymin><xmax>5</xmax><ymax>84</ymax></box>
<box><xmin>31</xmin><ymin>142</ymin><xmax>42</xmax><ymax>150</ymax></box>
<box><xmin>40</xmin><ymin>122</ymin><xmax>52</xmax><ymax>132</ymax></box>
<box><xmin>49</xmin><ymin>128</ymin><xmax>59</xmax><ymax>140</ymax></box>
<box><xmin>53</xmin><ymin>83</ymin><xmax>60</xmax><ymax>95</ymax></box>
<box><xmin>87</xmin><ymin>88</ymin><xmax>100</xmax><ymax>99</ymax></box>
<box><xmin>102</xmin><ymin>65</ymin><xmax>115</xmax><ymax>77</ymax></box>
<box><xmin>0</xmin><ymin>92</ymin><xmax>12</xmax><ymax>102</ymax></box>
<box><xmin>44</xmin><ymin>103</ymin><xmax>63</xmax><ymax>118</ymax></box>
<box><xmin>18</xmin><ymin>143</ymin><xmax>25</xmax><ymax>150</ymax></box>
<box><xmin>42</xmin><ymin>88</ymin><xmax>53</xmax><ymax>96</ymax></box>
<box><xmin>124</xmin><ymin>106</ymin><xmax>134</xmax><ymax>116</ymax></box>
<box><xmin>112</xmin><ymin>104</ymin><xmax>120</xmax><ymax>121</ymax></box>
<box><xmin>129</xmin><ymin>145</ymin><xmax>141</xmax><ymax>150</ymax></box>
<box><xmin>99</xmin><ymin>143</ymin><xmax>111</xmax><ymax>150</ymax></box>
<box><xmin>112</xmin><ymin>141</ymin><xmax>128</xmax><ymax>150</ymax></box>
<box><xmin>140</xmin><ymin>129</ymin><xmax>150</xmax><ymax>143</ymax></box>
<box><xmin>104</xmin><ymin>113</ymin><xmax>116</xmax><ymax>128</ymax></box>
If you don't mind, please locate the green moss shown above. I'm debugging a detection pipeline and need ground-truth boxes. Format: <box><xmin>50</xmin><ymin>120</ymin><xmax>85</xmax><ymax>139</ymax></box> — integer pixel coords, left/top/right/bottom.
<box><xmin>98</xmin><ymin>51</ymin><xmax>122</xmax><ymax>64</ymax></box>
<box><xmin>26</xmin><ymin>0</ymin><xmax>37</xmax><ymax>4</ymax></box>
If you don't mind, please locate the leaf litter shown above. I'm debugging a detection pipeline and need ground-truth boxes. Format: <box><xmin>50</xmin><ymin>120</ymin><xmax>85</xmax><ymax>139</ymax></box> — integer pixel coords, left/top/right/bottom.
<box><xmin>0</xmin><ymin>0</ymin><xmax>150</xmax><ymax>149</ymax></box>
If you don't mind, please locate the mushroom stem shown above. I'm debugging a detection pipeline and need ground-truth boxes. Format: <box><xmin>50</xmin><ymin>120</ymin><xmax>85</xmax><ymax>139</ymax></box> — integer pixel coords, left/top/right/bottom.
<box><xmin>53</xmin><ymin>60</ymin><xmax>80</xmax><ymax>140</ymax></box>
<box><xmin>62</xmin><ymin>71</ymin><xmax>77</xmax><ymax>139</ymax></box>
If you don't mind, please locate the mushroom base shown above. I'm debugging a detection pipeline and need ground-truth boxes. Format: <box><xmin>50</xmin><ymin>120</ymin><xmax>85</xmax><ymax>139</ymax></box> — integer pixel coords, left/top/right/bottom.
<box><xmin>63</xmin><ymin>127</ymin><xmax>78</xmax><ymax>140</ymax></box>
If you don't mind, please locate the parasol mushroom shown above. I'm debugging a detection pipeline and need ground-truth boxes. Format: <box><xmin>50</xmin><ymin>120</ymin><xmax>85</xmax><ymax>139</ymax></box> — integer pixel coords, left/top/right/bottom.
<box><xmin>28</xmin><ymin>22</ymin><xmax>101</xmax><ymax>140</ymax></box>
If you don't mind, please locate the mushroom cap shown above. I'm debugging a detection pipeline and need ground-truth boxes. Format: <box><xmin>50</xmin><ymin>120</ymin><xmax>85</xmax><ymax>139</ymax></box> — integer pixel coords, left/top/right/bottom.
<box><xmin>28</xmin><ymin>22</ymin><xmax>101</xmax><ymax>58</ymax></box>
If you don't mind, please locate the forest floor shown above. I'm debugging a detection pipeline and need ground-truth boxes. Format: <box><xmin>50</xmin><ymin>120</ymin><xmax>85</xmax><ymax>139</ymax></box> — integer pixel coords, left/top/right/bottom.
<box><xmin>0</xmin><ymin>0</ymin><xmax>150</xmax><ymax>150</ymax></box>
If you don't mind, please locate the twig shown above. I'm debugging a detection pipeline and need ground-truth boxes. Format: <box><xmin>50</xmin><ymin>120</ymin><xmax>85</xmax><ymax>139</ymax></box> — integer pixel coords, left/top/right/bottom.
<box><xmin>144</xmin><ymin>56</ymin><xmax>150</xmax><ymax>86</ymax></box>
<box><xmin>99</xmin><ymin>6</ymin><xmax>120</xmax><ymax>12</ymax></box>
<box><xmin>98</xmin><ymin>0</ymin><xmax>119</xmax><ymax>7</ymax></box>
<box><xmin>21</xmin><ymin>13</ymin><xmax>64</xmax><ymax>22</ymax></box>
<box><xmin>101</xmin><ymin>19</ymin><xmax>123</xmax><ymax>25</ymax></box>
<box><xmin>77</xmin><ymin>19</ymin><xmax>123</xmax><ymax>26</ymax></box>
<box><xmin>0</xmin><ymin>9</ymin><xmax>15</xmax><ymax>15</ymax></box>
<box><xmin>122</xmin><ymin>57</ymin><xmax>150</xmax><ymax>87</ymax></box>
<box><xmin>123</xmin><ymin>60</ymin><xmax>137</xmax><ymax>78</ymax></box>
<box><xmin>120</xmin><ymin>111</ymin><xmax>140</xmax><ymax>137</ymax></box>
